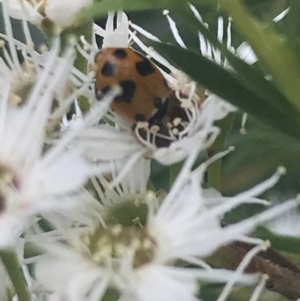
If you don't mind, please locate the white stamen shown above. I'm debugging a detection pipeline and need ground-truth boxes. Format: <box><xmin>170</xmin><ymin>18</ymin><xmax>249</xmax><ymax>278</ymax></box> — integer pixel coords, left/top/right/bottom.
<box><xmin>216</xmin><ymin>242</ymin><xmax>269</xmax><ymax>301</ymax></box>
<box><xmin>130</xmin><ymin>23</ymin><xmax>160</xmax><ymax>42</ymax></box>
<box><xmin>236</xmin><ymin>236</ymin><xmax>264</xmax><ymax>245</ymax></box>
<box><xmin>240</xmin><ymin>113</ymin><xmax>248</xmax><ymax>134</ymax></box>
<box><xmin>198</xmin><ymin>147</ymin><xmax>234</xmax><ymax>172</ymax></box>
<box><xmin>226</xmin><ymin>18</ymin><xmax>232</xmax><ymax>50</ymax></box>
<box><xmin>273</xmin><ymin>8</ymin><xmax>289</xmax><ymax>22</ymax></box>
<box><xmin>186</xmin><ymin>268</ymin><xmax>258</xmax><ymax>285</ymax></box>
<box><xmin>165</xmin><ymin>14</ymin><xmax>187</xmax><ymax>49</ymax></box>
<box><xmin>205</xmin><ymin>167</ymin><xmax>284</xmax><ymax>218</ymax></box>
<box><xmin>189</xmin><ymin>4</ymin><xmax>203</xmax><ymax>23</ymax></box>
<box><xmin>217</xmin><ymin>17</ymin><xmax>224</xmax><ymax>43</ymax></box>
<box><xmin>249</xmin><ymin>274</ymin><xmax>268</xmax><ymax>301</ymax></box>
<box><xmin>108</xmin><ymin>150</ymin><xmax>147</xmax><ymax>189</ymax></box>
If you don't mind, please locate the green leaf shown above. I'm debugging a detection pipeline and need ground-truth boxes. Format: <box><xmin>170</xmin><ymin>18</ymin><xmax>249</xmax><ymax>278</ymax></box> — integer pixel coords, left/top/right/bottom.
<box><xmin>0</xmin><ymin>250</ymin><xmax>31</xmax><ymax>301</ymax></box>
<box><xmin>207</xmin><ymin>113</ymin><xmax>234</xmax><ymax>190</ymax></box>
<box><xmin>176</xmin><ymin>7</ymin><xmax>297</xmax><ymax>116</ymax></box>
<box><xmin>218</xmin><ymin>0</ymin><xmax>300</xmax><ymax>111</ymax></box>
<box><xmin>76</xmin><ymin>0</ymin><xmax>206</xmax><ymax>25</ymax></box>
<box><xmin>255</xmin><ymin>226</ymin><xmax>300</xmax><ymax>254</ymax></box>
<box><xmin>150</xmin><ymin>42</ymin><xmax>300</xmax><ymax>141</ymax></box>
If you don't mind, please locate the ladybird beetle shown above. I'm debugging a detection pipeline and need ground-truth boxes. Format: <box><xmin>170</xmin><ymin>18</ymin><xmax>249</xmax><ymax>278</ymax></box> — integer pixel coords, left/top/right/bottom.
<box><xmin>94</xmin><ymin>48</ymin><xmax>171</xmax><ymax>124</ymax></box>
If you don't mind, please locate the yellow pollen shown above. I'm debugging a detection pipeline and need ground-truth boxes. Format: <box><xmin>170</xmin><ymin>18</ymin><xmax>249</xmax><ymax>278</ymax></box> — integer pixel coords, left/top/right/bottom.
<box><xmin>93</xmin><ymin>249</ymin><xmax>109</xmax><ymax>263</ymax></box>
<box><xmin>277</xmin><ymin>166</ymin><xmax>286</xmax><ymax>175</ymax></box>
<box><xmin>68</xmin><ymin>36</ymin><xmax>77</xmax><ymax>46</ymax></box>
<box><xmin>261</xmin><ymin>240</ymin><xmax>271</xmax><ymax>251</ymax></box>
<box><xmin>112</xmin><ymin>84</ymin><xmax>122</xmax><ymax>95</ymax></box>
<box><xmin>111</xmin><ymin>224</ymin><xmax>123</xmax><ymax>236</ymax></box>
<box><xmin>130</xmin><ymin>238</ymin><xmax>142</xmax><ymax>250</ymax></box>
<box><xmin>115</xmin><ymin>243</ymin><xmax>126</xmax><ymax>256</ymax></box>
<box><xmin>240</xmin><ymin>128</ymin><xmax>247</xmax><ymax>135</ymax></box>
<box><xmin>136</xmin><ymin>121</ymin><xmax>149</xmax><ymax>129</ymax></box>
<box><xmin>27</xmin><ymin>40</ymin><xmax>35</xmax><ymax>49</ymax></box>
<box><xmin>173</xmin><ymin>118</ymin><xmax>182</xmax><ymax>127</ymax></box>
<box><xmin>9</xmin><ymin>94</ymin><xmax>22</xmax><ymax>106</ymax></box>
<box><xmin>39</xmin><ymin>44</ymin><xmax>49</xmax><ymax>53</ymax></box>
<box><xmin>97</xmin><ymin>236</ymin><xmax>110</xmax><ymax>247</ymax></box>
<box><xmin>150</xmin><ymin>126</ymin><xmax>160</xmax><ymax>133</ymax></box>
<box><xmin>142</xmin><ymin>238</ymin><xmax>152</xmax><ymax>250</ymax></box>
<box><xmin>172</xmin><ymin>128</ymin><xmax>179</xmax><ymax>135</ymax></box>
<box><xmin>100</xmin><ymin>245</ymin><xmax>113</xmax><ymax>257</ymax></box>
<box><xmin>131</xmin><ymin>217</ymin><xmax>140</xmax><ymax>224</ymax></box>
<box><xmin>180</xmin><ymin>101</ymin><xmax>193</xmax><ymax>109</ymax></box>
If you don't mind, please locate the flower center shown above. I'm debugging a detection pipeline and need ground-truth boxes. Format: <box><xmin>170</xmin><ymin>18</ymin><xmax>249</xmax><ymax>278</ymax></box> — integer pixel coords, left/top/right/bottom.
<box><xmin>84</xmin><ymin>224</ymin><xmax>156</xmax><ymax>269</ymax></box>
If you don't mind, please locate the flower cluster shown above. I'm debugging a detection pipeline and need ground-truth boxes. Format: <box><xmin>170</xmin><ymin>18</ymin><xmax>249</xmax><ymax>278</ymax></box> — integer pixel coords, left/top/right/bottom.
<box><xmin>0</xmin><ymin>2</ymin><xmax>297</xmax><ymax>301</ymax></box>
<box><xmin>0</xmin><ymin>0</ymin><xmax>93</xmax><ymax>28</ymax></box>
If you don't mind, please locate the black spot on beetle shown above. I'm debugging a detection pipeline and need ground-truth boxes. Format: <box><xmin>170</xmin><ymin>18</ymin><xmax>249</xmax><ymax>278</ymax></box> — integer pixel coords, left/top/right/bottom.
<box><xmin>112</xmin><ymin>49</ymin><xmax>127</xmax><ymax>59</ymax></box>
<box><xmin>101</xmin><ymin>61</ymin><xmax>115</xmax><ymax>76</ymax></box>
<box><xmin>115</xmin><ymin>80</ymin><xmax>136</xmax><ymax>103</ymax></box>
<box><xmin>136</xmin><ymin>59</ymin><xmax>155</xmax><ymax>76</ymax></box>
<box><xmin>153</xmin><ymin>97</ymin><xmax>163</xmax><ymax>108</ymax></box>
<box><xmin>135</xmin><ymin>113</ymin><xmax>146</xmax><ymax>122</ymax></box>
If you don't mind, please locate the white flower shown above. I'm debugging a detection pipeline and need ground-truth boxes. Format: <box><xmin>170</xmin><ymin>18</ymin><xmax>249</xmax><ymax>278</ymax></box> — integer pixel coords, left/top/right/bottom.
<box><xmin>45</xmin><ymin>0</ymin><xmax>93</xmax><ymax>28</ymax></box>
<box><xmin>0</xmin><ymin>0</ymin><xmax>93</xmax><ymax>28</ymax></box>
<box><xmin>33</xmin><ymin>152</ymin><xmax>297</xmax><ymax>301</ymax></box>
<box><xmin>0</xmin><ymin>31</ymin><xmax>118</xmax><ymax>248</ymax></box>
<box><xmin>95</xmin><ymin>11</ymin><xmax>130</xmax><ymax>49</ymax></box>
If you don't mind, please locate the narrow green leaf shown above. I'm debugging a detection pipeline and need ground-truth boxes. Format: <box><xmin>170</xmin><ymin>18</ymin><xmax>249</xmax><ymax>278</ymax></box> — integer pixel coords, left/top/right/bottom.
<box><xmin>77</xmin><ymin>0</ymin><xmax>201</xmax><ymax>24</ymax></box>
<box><xmin>151</xmin><ymin>42</ymin><xmax>300</xmax><ymax>141</ymax></box>
<box><xmin>177</xmin><ymin>7</ymin><xmax>297</xmax><ymax>116</ymax></box>
<box><xmin>255</xmin><ymin>226</ymin><xmax>300</xmax><ymax>254</ymax></box>
<box><xmin>207</xmin><ymin>113</ymin><xmax>234</xmax><ymax>190</ymax></box>
<box><xmin>218</xmin><ymin>0</ymin><xmax>300</xmax><ymax>111</ymax></box>
<box><xmin>0</xmin><ymin>250</ymin><xmax>31</xmax><ymax>301</ymax></box>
